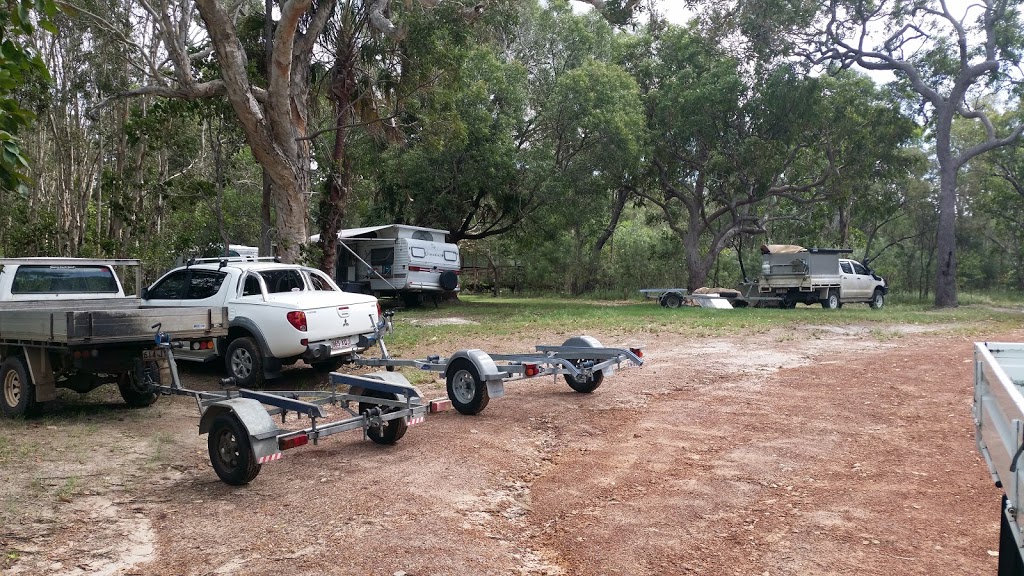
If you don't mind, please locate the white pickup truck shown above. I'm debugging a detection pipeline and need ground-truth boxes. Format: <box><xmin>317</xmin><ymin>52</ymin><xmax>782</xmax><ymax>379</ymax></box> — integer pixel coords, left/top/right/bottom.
<box><xmin>142</xmin><ymin>258</ymin><xmax>381</xmax><ymax>387</ymax></box>
<box><xmin>754</xmin><ymin>245</ymin><xmax>888</xmax><ymax>309</ymax></box>
<box><xmin>0</xmin><ymin>258</ymin><xmax>227</xmax><ymax>417</ymax></box>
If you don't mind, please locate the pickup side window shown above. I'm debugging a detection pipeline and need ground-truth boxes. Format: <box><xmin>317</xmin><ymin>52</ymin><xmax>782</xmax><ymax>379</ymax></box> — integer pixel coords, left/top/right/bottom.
<box><xmin>259</xmin><ymin>269</ymin><xmax>305</xmax><ymax>293</ymax></box>
<box><xmin>851</xmin><ymin>262</ymin><xmax>868</xmax><ymax>275</ymax></box>
<box><xmin>146</xmin><ymin>270</ymin><xmax>190</xmax><ymax>300</ymax></box>
<box><xmin>12</xmin><ymin>265</ymin><xmax>119</xmax><ymax>294</ymax></box>
<box><xmin>185</xmin><ymin>270</ymin><xmax>226</xmax><ymax>299</ymax></box>
<box><xmin>242</xmin><ymin>274</ymin><xmax>262</xmax><ymax>297</ymax></box>
<box><xmin>840</xmin><ymin>261</ymin><xmax>853</xmax><ymax>274</ymax></box>
<box><xmin>307</xmin><ymin>271</ymin><xmax>335</xmax><ymax>291</ymax></box>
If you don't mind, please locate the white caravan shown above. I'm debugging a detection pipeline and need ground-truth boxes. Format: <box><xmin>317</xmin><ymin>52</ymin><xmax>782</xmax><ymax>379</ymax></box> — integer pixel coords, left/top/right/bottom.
<box><xmin>316</xmin><ymin>224</ymin><xmax>461</xmax><ymax>302</ymax></box>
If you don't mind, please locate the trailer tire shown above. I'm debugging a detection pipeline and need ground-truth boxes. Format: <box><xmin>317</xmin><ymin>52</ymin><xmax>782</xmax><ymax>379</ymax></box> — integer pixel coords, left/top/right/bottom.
<box><xmin>1</xmin><ymin>356</ymin><xmax>38</xmax><ymax>418</ymax></box>
<box><xmin>662</xmin><ymin>293</ymin><xmax>682</xmax><ymax>309</ymax></box>
<box><xmin>208</xmin><ymin>413</ymin><xmax>261</xmax><ymax>486</ymax></box>
<box><xmin>869</xmin><ymin>290</ymin><xmax>885</xmax><ymax>309</ymax></box>
<box><xmin>564</xmin><ymin>367</ymin><xmax>604</xmax><ymax>393</ymax></box>
<box><xmin>226</xmin><ymin>337</ymin><xmax>265</xmax><ymax>388</ymax></box>
<box><xmin>117</xmin><ymin>360</ymin><xmax>159</xmax><ymax>407</ymax></box>
<box><xmin>821</xmin><ymin>291</ymin><xmax>840</xmax><ymax>310</ymax></box>
<box><xmin>359</xmin><ymin>391</ymin><xmax>409</xmax><ymax>445</ymax></box>
<box><xmin>446</xmin><ymin>359</ymin><xmax>489</xmax><ymax>415</ymax></box>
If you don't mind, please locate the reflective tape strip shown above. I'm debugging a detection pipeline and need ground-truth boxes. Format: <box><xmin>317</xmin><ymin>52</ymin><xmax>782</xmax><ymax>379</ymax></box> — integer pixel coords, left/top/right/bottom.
<box><xmin>257</xmin><ymin>453</ymin><xmax>283</xmax><ymax>464</ymax></box>
<box><xmin>407</xmin><ymin>416</ymin><xmax>425</xmax><ymax>426</ymax></box>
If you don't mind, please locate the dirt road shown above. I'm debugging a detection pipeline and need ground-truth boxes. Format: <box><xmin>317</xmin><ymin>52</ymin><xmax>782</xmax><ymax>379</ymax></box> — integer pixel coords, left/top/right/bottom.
<box><xmin>0</xmin><ymin>322</ymin><xmax>1017</xmax><ymax>575</ymax></box>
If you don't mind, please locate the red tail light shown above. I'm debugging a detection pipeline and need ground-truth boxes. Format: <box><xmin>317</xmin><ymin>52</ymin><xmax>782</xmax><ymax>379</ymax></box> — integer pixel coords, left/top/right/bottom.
<box><xmin>377</xmin><ymin>302</ymin><xmax>382</xmax><ymax>318</ymax></box>
<box><xmin>630</xmin><ymin>348</ymin><xmax>644</xmax><ymax>358</ymax></box>
<box><xmin>524</xmin><ymin>364</ymin><xmax>540</xmax><ymax>377</ymax></box>
<box><xmin>286</xmin><ymin>311</ymin><xmax>307</xmax><ymax>332</ymax></box>
<box><xmin>279</xmin><ymin>434</ymin><xmax>309</xmax><ymax>450</ymax></box>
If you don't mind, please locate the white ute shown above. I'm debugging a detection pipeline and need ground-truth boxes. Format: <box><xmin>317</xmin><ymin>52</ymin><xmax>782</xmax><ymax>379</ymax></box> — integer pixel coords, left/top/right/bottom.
<box><xmin>142</xmin><ymin>257</ymin><xmax>380</xmax><ymax>387</ymax></box>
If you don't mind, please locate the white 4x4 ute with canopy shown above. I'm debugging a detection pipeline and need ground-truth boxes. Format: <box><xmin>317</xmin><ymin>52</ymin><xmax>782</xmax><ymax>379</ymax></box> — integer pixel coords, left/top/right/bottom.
<box><xmin>142</xmin><ymin>258</ymin><xmax>381</xmax><ymax>387</ymax></box>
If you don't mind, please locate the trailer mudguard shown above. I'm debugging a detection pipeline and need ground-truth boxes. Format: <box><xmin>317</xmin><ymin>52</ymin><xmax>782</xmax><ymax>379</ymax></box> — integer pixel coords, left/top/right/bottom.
<box><xmin>447</xmin><ymin>349</ymin><xmax>505</xmax><ymax>399</ymax></box>
<box><xmin>331</xmin><ymin>371</ymin><xmax>423</xmax><ymax>400</ymax></box>
<box><xmin>199</xmin><ymin>398</ymin><xmax>281</xmax><ymax>461</ymax></box>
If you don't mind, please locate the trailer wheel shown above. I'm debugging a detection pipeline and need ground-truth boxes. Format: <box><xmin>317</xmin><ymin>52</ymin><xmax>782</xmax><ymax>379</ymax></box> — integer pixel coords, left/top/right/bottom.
<box><xmin>208</xmin><ymin>413</ymin><xmax>261</xmax><ymax>486</ymax></box>
<box><xmin>821</xmin><ymin>291</ymin><xmax>840</xmax><ymax>310</ymax></box>
<box><xmin>359</xmin><ymin>391</ymin><xmax>409</xmax><ymax>445</ymax></box>
<box><xmin>661</xmin><ymin>293</ymin><xmax>682</xmax><ymax>308</ymax></box>
<box><xmin>1</xmin><ymin>356</ymin><xmax>38</xmax><ymax>418</ymax></box>
<box><xmin>117</xmin><ymin>360</ymin><xmax>159</xmax><ymax>407</ymax></box>
<box><xmin>446</xmin><ymin>359</ymin><xmax>490</xmax><ymax>415</ymax></box>
<box><xmin>560</xmin><ymin>336</ymin><xmax>605</xmax><ymax>393</ymax></box>
<box><xmin>869</xmin><ymin>290</ymin><xmax>885</xmax><ymax>309</ymax></box>
<box><xmin>225</xmin><ymin>337</ymin><xmax>265</xmax><ymax>388</ymax></box>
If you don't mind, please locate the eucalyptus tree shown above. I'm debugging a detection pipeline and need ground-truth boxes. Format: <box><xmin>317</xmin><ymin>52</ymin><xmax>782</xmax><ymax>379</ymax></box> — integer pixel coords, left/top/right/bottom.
<box><xmin>635</xmin><ymin>25</ymin><xmax>914</xmax><ymax>290</ymax></box>
<box><xmin>788</xmin><ymin>0</ymin><xmax>1024</xmax><ymax>306</ymax></box>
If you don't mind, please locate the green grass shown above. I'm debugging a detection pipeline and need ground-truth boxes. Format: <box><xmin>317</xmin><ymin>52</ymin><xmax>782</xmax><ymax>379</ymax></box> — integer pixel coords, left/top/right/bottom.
<box><xmin>381</xmin><ymin>294</ymin><xmax>1024</xmax><ymax>350</ymax></box>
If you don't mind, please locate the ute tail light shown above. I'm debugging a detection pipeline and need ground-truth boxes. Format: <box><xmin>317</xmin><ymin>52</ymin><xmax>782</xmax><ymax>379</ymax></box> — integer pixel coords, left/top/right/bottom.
<box><xmin>377</xmin><ymin>302</ymin><xmax>382</xmax><ymax>318</ymax></box>
<box><xmin>286</xmin><ymin>311</ymin><xmax>307</xmax><ymax>332</ymax></box>
<box><xmin>279</xmin><ymin>433</ymin><xmax>309</xmax><ymax>451</ymax></box>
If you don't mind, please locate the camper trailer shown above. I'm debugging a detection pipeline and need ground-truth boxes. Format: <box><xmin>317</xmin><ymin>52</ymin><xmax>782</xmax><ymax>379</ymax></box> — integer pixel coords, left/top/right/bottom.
<box><xmin>322</xmin><ymin>225</ymin><xmax>460</xmax><ymax>303</ymax></box>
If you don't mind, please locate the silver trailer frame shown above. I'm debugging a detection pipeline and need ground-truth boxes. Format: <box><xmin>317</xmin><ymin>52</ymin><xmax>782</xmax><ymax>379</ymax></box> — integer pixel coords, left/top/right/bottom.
<box><xmin>146</xmin><ymin>335</ymin><xmax>449</xmax><ymax>486</ymax></box>
<box><xmin>354</xmin><ymin>312</ymin><xmax>644</xmax><ymax>415</ymax></box>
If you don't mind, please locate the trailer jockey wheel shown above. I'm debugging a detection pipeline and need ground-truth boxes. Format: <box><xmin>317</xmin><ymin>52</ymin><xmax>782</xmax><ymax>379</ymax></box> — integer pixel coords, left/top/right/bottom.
<box><xmin>359</xmin><ymin>391</ymin><xmax>409</xmax><ymax>445</ymax></box>
<box><xmin>445</xmin><ymin>359</ymin><xmax>490</xmax><ymax>415</ymax></box>
<box><xmin>208</xmin><ymin>413</ymin><xmax>261</xmax><ymax>486</ymax></box>
<box><xmin>118</xmin><ymin>358</ymin><xmax>159</xmax><ymax>407</ymax></box>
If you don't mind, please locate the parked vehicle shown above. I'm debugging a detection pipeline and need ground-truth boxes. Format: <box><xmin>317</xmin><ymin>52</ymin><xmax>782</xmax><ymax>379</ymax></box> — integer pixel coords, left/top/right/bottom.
<box><xmin>315</xmin><ymin>224</ymin><xmax>461</xmax><ymax>305</ymax></box>
<box><xmin>973</xmin><ymin>342</ymin><xmax>1024</xmax><ymax>575</ymax></box>
<box><xmin>752</xmin><ymin>245</ymin><xmax>888</xmax><ymax>309</ymax></box>
<box><xmin>141</xmin><ymin>257</ymin><xmax>381</xmax><ymax>387</ymax></box>
<box><xmin>0</xmin><ymin>258</ymin><xmax>227</xmax><ymax>417</ymax></box>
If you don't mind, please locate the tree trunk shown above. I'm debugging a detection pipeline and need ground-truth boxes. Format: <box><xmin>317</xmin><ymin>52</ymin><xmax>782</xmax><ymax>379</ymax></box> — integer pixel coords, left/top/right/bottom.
<box><xmin>318</xmin><ymin>37</ymin><xmax>357</xmax><ymax>278</ymax></box>
<box><xmin>934</xmin><ymin>111</ymin><xmax>958</xmax><ymax>308</ymax></box>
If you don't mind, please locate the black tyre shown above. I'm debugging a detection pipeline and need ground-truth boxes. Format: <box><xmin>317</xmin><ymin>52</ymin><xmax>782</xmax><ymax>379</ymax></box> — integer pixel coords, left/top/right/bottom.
<box><xmin>117</xmin><ymin>360</ymin><xmax>159</xmax><ymax>407</ymax></box>
<box><xmin>445</xmin><ymin>359</ymin><xmax>489</xmax><ymax>415</ymax></box>
<box><xmin>869</xmin><ymin>290</ymin><xmax>885</xmax><ymax>309</ymax></box>
<box><xmin>208</xmin><ymin>412</ymin><xmax>261</xmax><ymax>486</ymax></box>
<box><xmin>1000</xmin><ymin>495</ymin><xmax>1024</xmax><ymax>576</ymax></box>
<box><xmin>1</xmin><ymin>356</ymin><xmax>38</xmax><ymax>418</ymax></box>
<box><xmin>560</xmin><ymin>336</ymin><xmax>604</xmax><ymax>393</ymax></box>
<box><xmin>821</xmin><ymin>291</ymin><xmax>840</xmax><ymax>310</ymax></box>
<box><xmin>782</xmin><ymin>293</ymin><xmax>797</xmax><ymax>309</ymax></box>
<box><xmin>564</xmin><ymin>363</ymin><xmax>604</xmax><ymax>393</ymax></box>
<box><xmin>225</xmin><ymin>337</ymin><xmax>264</xmax><ymax>388</ymax></box>
<box><xmin>439</xmin><ymin>270</ymin><xmax>459</xmax><ymax>291</ymax></box>
<box><xmin>359</xmin><ymin>390</ymin><xmax>409</xmax><ymax>445</ymax></box>
<box><xmin>662</xmin><ymin>293</ymin><xmax>682</xmax><ymax>308</ymax></box>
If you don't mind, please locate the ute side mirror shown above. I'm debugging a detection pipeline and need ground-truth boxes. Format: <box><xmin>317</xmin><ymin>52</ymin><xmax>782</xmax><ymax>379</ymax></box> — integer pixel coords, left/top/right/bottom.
<box><xmin>141</xmin><ymin>287</ymin><xmax>149</xmax><ymax>299</ymax></box>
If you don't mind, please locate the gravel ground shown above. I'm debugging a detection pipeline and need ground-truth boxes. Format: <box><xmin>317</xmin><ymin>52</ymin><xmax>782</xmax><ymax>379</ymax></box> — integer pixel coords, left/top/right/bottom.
<box><xmin>0</xmin><ymin>321</ymin><xmax>1018</xmax><ymax>575</ymax></box>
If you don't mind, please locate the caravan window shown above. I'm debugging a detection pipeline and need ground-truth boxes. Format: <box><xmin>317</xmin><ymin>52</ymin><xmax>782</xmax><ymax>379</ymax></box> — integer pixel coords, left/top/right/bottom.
<box><xmin>412</xmin><ymin>230</ymin><xmax>434</xmax><ymax>242</ymax></box>
<box><xmin>370</xmin><ymin>248</ymin><xmax>395</xmax><ymax>266</ymax></box>
<box><xmin>411</xmin><ymin>247</ymin><xmax>426</xmax><ymax>258</ymax></box>
<box><xmin>444</xmin><ymin>250</ymin><xmax>458</xmax><ymax>262</ymax></box>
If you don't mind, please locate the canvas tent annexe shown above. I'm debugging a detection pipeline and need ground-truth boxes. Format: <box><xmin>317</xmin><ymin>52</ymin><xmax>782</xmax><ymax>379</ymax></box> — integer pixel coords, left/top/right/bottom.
<box><xmin>313</xmin><ymin>225</ymin><xmax>461</xmax><ymax>298</ymax></box>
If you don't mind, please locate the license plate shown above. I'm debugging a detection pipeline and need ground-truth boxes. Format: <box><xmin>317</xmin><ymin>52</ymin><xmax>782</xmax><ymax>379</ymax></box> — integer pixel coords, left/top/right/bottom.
<box><xmin>330</xmin><ymin>337</ymin><xmax>351</xmax><ymax>351</ymax></box>
<box><xmin>143</xmin><ymin>348</ymin><xmax>167</xmax><ymax>360</ymax></box>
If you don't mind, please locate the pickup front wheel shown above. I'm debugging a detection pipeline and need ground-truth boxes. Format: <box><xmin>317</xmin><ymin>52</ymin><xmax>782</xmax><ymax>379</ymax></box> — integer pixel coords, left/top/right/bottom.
<box><xmin>869</xmin><ymin>290</ymin><xmax>885</xmax><ymax>309</ymax></box>
<box><xmin>225</xmin><ymin>337</ymin><xmax>265</xmax><ymax>388</ymax></box>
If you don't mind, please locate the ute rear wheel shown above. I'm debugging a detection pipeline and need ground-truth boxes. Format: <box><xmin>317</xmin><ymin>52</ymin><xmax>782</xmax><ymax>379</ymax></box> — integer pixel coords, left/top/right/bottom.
<box><xmin>445</xmin><ymin>359</ymin><xmax>489</xmax><ymax>415</ymax></box>
<box><xmin>1</xmin><ymin>356</ymin><xmax>38</xmax><ymax>418</ymax></box>
<box><xmin>208</xmin><ymin>412</ymin><xmax>261</xmax><ymax>485</ymax></box>
<box><xmin>359</xmin><ymin>391</ymin><xmax>409</xmax><ymax>445</ymax></box>
<box><xmin>821</xmin><ymin>291</ymin><xmax>840</xmax><ymax>310</ymax></box>
<box><xmin>225</xmin><ymin>337</ymin><xmax>264</xmax><ymax>388</ymax></box>
<box><xmin>118</xmin><ymin>359</ymin><xmax>159</xmax><ymax>407</ymax></box>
